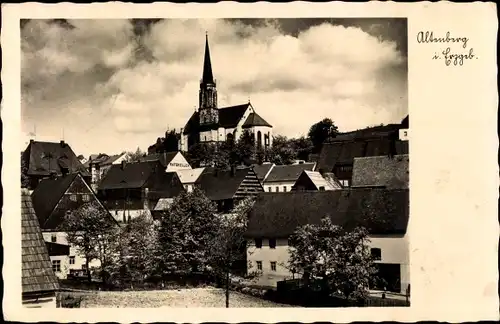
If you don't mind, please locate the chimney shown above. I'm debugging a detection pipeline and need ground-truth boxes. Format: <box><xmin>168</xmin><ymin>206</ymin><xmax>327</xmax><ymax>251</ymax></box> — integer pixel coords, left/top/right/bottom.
<box><xmin>30</xmin><ymin>139</ymin><xmax>34</xmax><ymax>144</ymax></box>
<box><xmin>60</xmin><ymin>140</ymin><xmax>65</xmax><ymax>147</ymax></box>
<box><xmin>121</xmin><ymin>160</ymin><xmax>126</xmax><ymax>170</ymax></box>
<box><xmin>230</xmin><ymin>165</ymin><xmax>236</xmax><ymax>177</ymax></box>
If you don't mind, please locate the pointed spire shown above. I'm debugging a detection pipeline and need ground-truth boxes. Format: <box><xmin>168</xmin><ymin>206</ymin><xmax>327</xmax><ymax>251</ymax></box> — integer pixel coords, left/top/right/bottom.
<box><xmin>202</xmin><ymin>33</ymin><xmax>215</xmax><ymax>84</ymax></box>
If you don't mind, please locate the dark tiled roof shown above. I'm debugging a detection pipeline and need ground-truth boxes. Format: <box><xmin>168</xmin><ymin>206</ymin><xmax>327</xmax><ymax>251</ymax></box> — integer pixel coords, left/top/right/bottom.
<box><xmin>251</xmin><ymin>163</ymin><xmax>274</xmax><ymax>182</ymax></box>
<box><xmin>21</xmin><ymin>189</ymin><xmax>59</xmax><ymax>294</ymax></box>
<box><xmin>98</xmin><ymin>161</ymin><xmax>163</xmax><ymax>190</ymax></box>
<box><xmin>264</xmin><ymin>163</ymin><xmax>316</xmax><ymax>183</ymax></box>
<box><xmin>139</xmin><ymin>152</ymin><xmax>180</xmax><ymax>168</ymax></box>
<box><xmin>333</xmin><ymin>124</ymin><xmax>402</xmax><ymax>141</ymax></box>
<box><xmin>182</xmin><ymin>103</ymin><xmax>250</xmax><ymax>134</ymax></box>
<box><xmin>352</xmin><ymin>154</ymin><xmax>409</xmax><ymax>189</ymax></box>
<box><xmin>84</xmin><ymin>153</ymin><xmax>124</xmax><ymax>168</ymax></box>
<box><xmin>22</xmin><ymin>140</ymin><xmax>90</xmax><ymax>177</ymax></box>
<box><xmin>31</xmin><ymin>173</ymin><xmax>79</xmax><ymax>228</ymax></box>
<box><xmin>246</xmin><ymin>188</ymin><xmax>409</xmax><ymax>238</ymax></box>
<box><xmin>401</xmin><ymin>115</ymin><xmax>409</xmax><ymax>128</ymax></box>
<box><xmin>242</xmin><ymin>112</ymin><xmax>272</xmax><ymax>128</ymax></box>
<box><xmin>195</xmin><ymin>167</ymin><xmax>250</xmax><ymax>201</ymax></box>
<box><xmin>144</xmin><ymin>172</ymin><xmax>185</xmax><ymax>199</ymax></box>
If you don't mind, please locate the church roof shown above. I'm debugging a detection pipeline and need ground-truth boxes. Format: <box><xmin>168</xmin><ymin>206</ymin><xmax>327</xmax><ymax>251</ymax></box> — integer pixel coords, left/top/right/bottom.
<box><xmin>242</xmin><ymin>112</ymin><xmax>272</xmax><ymax>128</ymax></box>
<box><xmin>183</xmin><ymin>103</ymin><xmax>251</xmax><ymax>134</ymax></box>
<box><xmin>202</xmin><ymin>34</ymin><xmax>214</xmax><ymax>84</ymax></box>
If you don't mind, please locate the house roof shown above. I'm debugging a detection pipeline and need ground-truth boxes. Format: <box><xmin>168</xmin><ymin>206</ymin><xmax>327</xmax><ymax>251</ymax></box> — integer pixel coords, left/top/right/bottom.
<box><xmin>98</xmin><ymin>161</ymin><xmax>163</xmax><ymax>190</ymax></box>
<box><xmin>183</xmin><ymin>103</ymin><xmax>250</xmax><ymax>134</ymax></box>
<box><xmin>246</xmin><ymin>188</ymin><xmax>409</xmax><ymax>238</ymax></box>
<box><xmin>144</xmin><ymin>172</ymin><xmax>185</xmax><ymax>199</ymax></box>
<box><xmin>251</xmin><ymin>163</ymin><xmax>274</xmax><ymax>182</ymax></box>
<box><xmin>351</xmin><ymin>154</ymin><xmax>409</xmax><ymax>189</ymax></box>
<box><xmin>333</xmin><ymin>124</ymin><xmax>402</xmax><ymax>141</ymax></box>
<box><xmin>176</xmin><ymin>168</ymin><xmax>205</xmax><ymax>184</ymax></box>
<box><xmin>294</xmin><ymin>170</ymin><xmax>343</xmax><ymax>191</ymax></box>
<box><xmin>31</xmin><ymin>173</ymin><xmax>80</xmax><ymax>228</ymax></box>
<box><xmin>264</xmin><ymin>163</ymin><xmax>316</xmax><ymax>183</ymax></box>
<box><xmin>21</xmin><ymin>189</ymin><xmax>59</xmax><ymax>294</ymax></box>
<box><xmin>242</xmin><ymin>112</ymin><xmax>272</xmax><ymax>128</ymax></box>
<box><xmin>84</xmin><ymin>153</ymin><xmax>125</xmax><ymax>168</ymax></box>
<box><xmin>154</xmin><ymin>198</ymin><xmax>174</xmax><ymax>210</ymax></box>
<box><xmin>138</xmin><ymin>152</ymin><xmax>181</xmax><ymax>168</ymax></box>
<box><xmin>401</xmin><ymin>115</ymin><xmax>409</xmax><ymax>128</ymax></box>
<box><xmin>22</xmin><ymin>140</ymin><xmax>90</xmax><ymax>177</ymax></box>
<box><xmin>195</xmin><ymin>167</ymin><xmax>251</xmax><ymax>201</ymax></box>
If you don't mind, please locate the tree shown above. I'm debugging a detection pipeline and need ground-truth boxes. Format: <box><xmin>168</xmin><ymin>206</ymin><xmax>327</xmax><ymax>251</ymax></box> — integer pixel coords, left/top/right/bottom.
<box><xmin>126</xmin><ymin>147</ymin><xmax>146</xmax><ymax>162</ymax></box>
<box><xmin>186</xmin><ymin>142</ymin><xmax>216</xmax><ymax>168</ymax></box>
<box><xmin>156</xmin><ymin>188</ymin><xmax>219</xmax><ymax>277</ymax></box>
<box><xmin>234</xmin><ymin>130</ymin><xmax>256</xmax><ymax>165</ymax></box>
<box><xmin>206</xmin><ymin>197</ymin><xmax>255</xmax><ymax>308</ymax></box>
<box><xmin>267</xmin><ymin>135</ymin><xmax>297</xmax><ymax>165</ymax></box>
<box><xmin>287</xmin><ymin>217</ymin><xmax>377</xmax><ymax>301</ymax></box>
<box><xmin>58</xmin><ymin>201</ymin><xmax>119</xmax><ymax>282</ymax></box>
<box><xmin>308</xmin><ymin>118</ymin><xmax>339</xmax><ymax>153</ymax></box>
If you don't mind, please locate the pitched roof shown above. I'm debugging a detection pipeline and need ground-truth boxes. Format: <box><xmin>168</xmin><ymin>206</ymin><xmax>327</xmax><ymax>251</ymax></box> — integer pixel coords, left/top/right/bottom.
<box><xmin>352</xmin><ymin>154</ymin><xmax>409</xmax><ymax>189</ymax></box>
<box><xmin>333</xmin><ymin>124</ymin><xmax>402</xmax><ymax>141</ymax></box>
<box><xmin>195</xmin><ymin>167</ymin><xmax>251</xmax><ymax>201</ymax></box>
<box><xmin>176</xmin><ymin>168</ymin><xmax>205</xmax><ymax>184</ymax></box>
<box><xmin>251</xmin><ymin>163</ymin><xmax>274</xmax><ymax>182</ymax></box>
<box><xmin>242</xmin><ymin>112</ymin><xmax>272</xmax><ymax>128</ymax></box>
<box><xmin>264</xmin><ymin>163</ymin><xmax>316</xmax><ymax>183</ymax></box>
<box><xmin>401</xmin><ymin>115</ymin><xmax>409</xmax><ymax>128</ymax></box>
<box><xmin>84</xmin><ymin>153</ymin><xmax>125</xmax><ymax>168</ymax></box>
<box><xmin>154</xmin><ymin>198</ymin><xmax>174</xmax><ymax>210</ymax></box>
<box><xmin>144</xmin><ymin>172</ymin><xmax>185</xmax><ymax>199</ymax></box>
<box><xmin>293</xmin><ymin>170</ymin><xmax>343</xmax><ymax>191</ymax></box>
<box><xmin>21</xmin><ymin>189</ymin><xmax>59</xmax><ymax>294</ymax></box>
<box><xmin>98</xmin><ymin>161</ymin><xmax>163</xmax><ymax>190</ymax></box>
<box><xmin>22</xmin><ymin>140</ymin><xmax>90</xmax><ymax>177</ymax></box>
<box><xmin>31</xmin><ymin>173</ymin><xmax>80</xmax><ymax>228</ymax></box>
<box><xmin>183</xmin><ymin>103</ymin><xmax>250</xmax><ymax>134</ymax></box>
<box><xmin>138</xmin><ymin>152</ymin><xmax>180</xmax><ymax>168</ymax></box>
<box><xmin>246</xmin><ymin>188</ymin><xmax>409</xmax><ymax>238</ymax></box>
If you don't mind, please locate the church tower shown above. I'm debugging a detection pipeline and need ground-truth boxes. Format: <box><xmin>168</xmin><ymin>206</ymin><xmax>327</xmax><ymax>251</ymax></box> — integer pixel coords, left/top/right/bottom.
<box><xmin>199</xmin><ymin>34</ymin><xmax>219</xmax><ymax>126</ymax></box>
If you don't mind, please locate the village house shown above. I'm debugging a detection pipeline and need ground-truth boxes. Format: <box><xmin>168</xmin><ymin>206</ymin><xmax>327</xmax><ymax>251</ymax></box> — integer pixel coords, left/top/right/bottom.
<box><xmin>245</xmin><ymin>188</ymin><xmax>410</xmax><ymax>295</ymax></box>
<box><xmin>21</xmin><ymin>189</ymin><xmax>60</xmax><ymax>308</ymax></box>
<box><xmin>262</xmin><ymin>162</ymin><xmax>316</xmax><ymax>193</ymax></box>
<box><xmin>291</xmin><ymin>170</ymin><xmax>343</xmax><ymax>191</ymax></box>
<box><xmin>175</xmin><ymin>167</ymin><xmax>206</xmax><ymax>192</ymax></box>
<box><xmin>316</xmin><ymin>116</ymin><xmax>409</xmax><ymax>187</ymax></box>
<box><xmin>195</xmin><ymin>166</ymin><xmax>264</xmax><ymax>213</ymax></box>
<box><xmin>97</xmin><ymin>160</ymin><xmax>185</xmax><ymax>223</ymax></box>
<box><xmin>21</xmin><ymin>139</ymin><xmax>90</xmax><ymax>191</ymax></box>
<box><xmin>84</xmin><ymin>152</ymin><xmax>129</xmax><ymax>191</ymax></box>
<box><xmin>30</xmin><ymin>173</ymin><xmax>113</xmax><ymax>279</ymax></box>
<box><xmin>138</xmin><ymin>151</ymin><xmax>192</xmax><ymax>172</ymax></box>
<box><xmin>179</xmin><ymin>35</ymin><xmax>273</xmax><ymax>152</ymax></box>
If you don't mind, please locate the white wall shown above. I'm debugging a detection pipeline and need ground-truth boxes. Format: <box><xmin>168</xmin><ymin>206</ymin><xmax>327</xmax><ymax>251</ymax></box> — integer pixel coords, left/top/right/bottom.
<box><xmin>109</xmin><ymin>209</ymin><xmax>149</xmax><ymax>223</ymax></box>
<box><xmin>165</xmin><ymin>152</ymin><xmax>192</xmax><ymax>172</ymax></box>
<box><xmin>263</xmin><ymin>181</ymin><xmax>296</xmax><ymax>193</ymax></box>
<box><xmin>252</xmin><ymin>125</ymin><xmax>273</xmax><ymax>148</ymax></box>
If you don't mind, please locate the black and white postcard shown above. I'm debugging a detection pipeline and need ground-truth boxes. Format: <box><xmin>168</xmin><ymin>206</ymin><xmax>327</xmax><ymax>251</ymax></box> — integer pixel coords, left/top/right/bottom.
<box><xmin>2</xmin><ymin>2</ymin><xmax>498</xmax><ymax>323</ymax></box>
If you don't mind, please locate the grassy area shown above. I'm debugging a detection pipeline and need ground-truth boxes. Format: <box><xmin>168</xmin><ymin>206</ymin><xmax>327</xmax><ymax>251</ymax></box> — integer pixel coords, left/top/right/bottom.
<box><xmin>59</xmin><ymin>287</ymin><xmax>295</xmax><ymax>308</ymax></box>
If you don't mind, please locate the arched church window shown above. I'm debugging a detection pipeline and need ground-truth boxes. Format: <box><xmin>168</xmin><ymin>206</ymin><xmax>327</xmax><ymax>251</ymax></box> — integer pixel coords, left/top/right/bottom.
<box><xmin>257</xmin><ymin>131</ymin><xmax>262</xmax><ymax>148</ymax></box>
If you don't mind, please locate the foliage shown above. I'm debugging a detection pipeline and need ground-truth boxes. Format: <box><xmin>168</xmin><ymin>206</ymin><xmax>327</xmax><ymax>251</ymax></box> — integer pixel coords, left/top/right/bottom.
<box><xmin>126</xmin><ymin>147</ymin><xmax>146</xmax><ymax>162</ymax></box>
<box><xmin>58</xmin><ymin>201</ymin><xmax>119</xmax><ymax>282</ymax></box>
<box><xmin>234</xmin><ymin>130</ymin><xmax>256</xmax><ymax>165</ymax></box>
<box><xmin>206</xmin><ymin>197</ymin><xmax>255</xmax><ymax>308</ymax></box>
<box><xmin>287</xmin><ymin>217</ymin><xmax>377</xmax><ymax>301</ymax></box>
<box><xmin>308</xmin><ymin>118</ymin><xmax>339</xmax><ymax>152</ymax></box>
<box><xmin>156</xmin><ymin>188</ymin><xmax>219</xmax><ymax>276</ymax></box>
<box><xmin>149</xmin><ymin>129</ymin><xmax>180</xmax><ymax>154</ymax></box>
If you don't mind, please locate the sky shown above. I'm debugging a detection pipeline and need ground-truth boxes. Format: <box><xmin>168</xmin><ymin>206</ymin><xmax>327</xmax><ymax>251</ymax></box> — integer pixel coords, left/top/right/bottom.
<box><xmin>21</xmin><ymin>18</ymin><xmax>408</xmax><ymax>157</ymax></box>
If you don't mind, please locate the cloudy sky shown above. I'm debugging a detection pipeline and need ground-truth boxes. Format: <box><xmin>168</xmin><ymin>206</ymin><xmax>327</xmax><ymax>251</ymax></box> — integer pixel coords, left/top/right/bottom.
<box><xmin>21</xmin><ymin>18</ymin><xmax>408</xmax><ymax>157</ymax></box>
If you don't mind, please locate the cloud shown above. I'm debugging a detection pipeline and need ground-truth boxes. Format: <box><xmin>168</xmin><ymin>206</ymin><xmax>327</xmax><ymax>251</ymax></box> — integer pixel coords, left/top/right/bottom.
<box><xmin>21</xmin><ymin>18</ymin><xmax>407</xmax><ymax>156</ymax></box>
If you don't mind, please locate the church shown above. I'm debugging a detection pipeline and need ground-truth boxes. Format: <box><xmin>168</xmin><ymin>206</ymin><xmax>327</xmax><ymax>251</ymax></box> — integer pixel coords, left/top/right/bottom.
<box><xmin>179</xmin><ymin>35</ymin><xmax>273</xmax><ymax>152</ymax></box>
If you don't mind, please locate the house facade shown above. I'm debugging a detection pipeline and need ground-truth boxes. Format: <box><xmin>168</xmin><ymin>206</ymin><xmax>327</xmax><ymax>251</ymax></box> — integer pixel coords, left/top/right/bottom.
<box><xmin>22</xmin><ymin>189</ymin><xmax>59</xmax><ymax>308</ymax></box>
<box><xmin>262</xmin><ymin>162</ymin><xmax>316</xmax><ymax>193</ymax></box>
<box><xmin>179</xmin><ymin>35</ymin><xmax>273</xmax><ymax>152</ymax></box>
<box><xmin>245</xmin><ymin>189</ymin><xmax>410</xmax><ymax>294</ymax></box>
<box><xmin>85</xmin><ymin>152</ymin><xmax>129</xmax><ymax>191</ymax></box>
<box><xmin>30</xmin><ymin>173</ymin><xmax>113</xmax><ymax>279</ymax></box>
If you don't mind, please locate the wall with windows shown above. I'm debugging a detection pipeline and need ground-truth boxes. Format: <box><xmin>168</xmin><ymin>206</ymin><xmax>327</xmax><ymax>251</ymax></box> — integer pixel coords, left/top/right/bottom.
<box><xmin>263</xmin><ymin>181</ymin><xmax>296</xmax><ymax>193</ymax></box>
<box><xmin>247</xmin><ymin>238</ymin><xmax>292</xmax><ymax>283</ymax></box>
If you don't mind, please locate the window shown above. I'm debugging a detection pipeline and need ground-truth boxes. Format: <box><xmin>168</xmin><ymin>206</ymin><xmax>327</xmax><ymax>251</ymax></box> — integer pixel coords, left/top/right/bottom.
<box><xmin>255</xmin><ymin>238</ymin><xmax>262</xmax><ymax>248</ymax></box>
<box><xmin>52</xmin><ymin>260</ymin><xmax>61</xmax><ymax>272</ymax></box>
<box><xmin>70</xmin><ymin>194</ymin><xmax>77</xmax><ymax>202</ymax></box>
<box><xmin>256</xmin><ymin>261</ymin><xmax>262</xmax><ymax>271</ymax></box>
<box><xmin>257</xmin><ymin>131</ymin><xmax>262</xmax><ymax>148</ymax></box>
<box><xmin>283</xmin><ymin>186</ymin><xmax>287</xmax><ymax>192</ymax></box>
<box><xmin>81</xmin><ymin>264</ymin><xmax>87</xmax><ymax>270</ymax></box>
<box><xmin>51</xmin><ymin>234</ymin><xmax>57</xmax><ymax>243</ymax></box>
<box><xmin>268</xmin><ymin>187</ymin><xmax>272</xmax><ymax>192</ymax></box>
<box><xmin>270</xmin><ymin>261</ymin><xmax>277</xmax><ymax>271</ymax></box>
<box><xmin>82</xmin><ymin>194</ymin><xmax>90</xmax><ymax>202</ymax></box>
<box><xmin>371</xmin><ymin>248</ymin><xmax>382</xmax><ymax>261</ymax></box>
<box><xmin>69</xmin><ymin>256</ymin><xmax>75</xmax><ymax>265</ymax></box>
<box><xmin>319</xmin><ymin>186</ymin><xmax>325</xmax><ymax>191</ymax></box>
<box><xmin>276</xmin><ymin>186</ymin><xmax>279</xmax><ymax>192</ymax></box>
<box><xmin>269</xmin><ymin>238</ymin><xmax>276</xmax><ymax>249</ymax></box>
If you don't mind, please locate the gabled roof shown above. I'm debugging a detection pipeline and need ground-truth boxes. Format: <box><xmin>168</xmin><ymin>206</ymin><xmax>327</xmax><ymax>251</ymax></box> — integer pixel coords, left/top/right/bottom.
<box><xmin>138</xmin><ymin>152</ymin><xmax>181</xmax><ymax>168</ymax></box>
<box><xmin>242</xmin><ymin>112</ymin><xmax>272</xmax><ymax>128</ymax></box>
<box><xmin>31</xmin><ymin>173</ymin><xmax>80</xmax><ymax>228</ymax></box>
<box><xmin>84</xmin><ymin>153</ymin><xmax>125</xmax><ymax>168</ymax></box>
<box><xmin>144</xmin><ymin>172</ymin><xmax>185</xmax><ymax>199</ymax></box>
<box><xmin>183</xmin><ymin>103</ymin><xmax>250</xmax><ymax>134</ymax></box>
<box><xmin>202</xmin><ymin>34</ymin><xmax>215</xmax><ymax>84</ymax></box>
<box><xmin>98</xmin><ymin>161</ymin><xmax>163</xmax><ymax>190</ymax></box>
<box><xmin>401</xmin><ymin>115</ymin><xmax>409</xmax><ymax>128</ymax></box>
<box><xmin>264</xmin><ymin>163</ymin><xmax>316</xmax><ymax>183</ymax></box>
<box><xmin>195</xmin><ymin>167</ymin><xmax>252</xmax><ymax>201</ymax></box>
<box><xmin>293</xmin><ymin>170</ymin><xmax>342</xmax><ymax>191</ymax></box>
<box><xmin>176</xmin><ymin>168</ymin><xmax>205</xmax><ymax>184</ymax></box>
<box><xmin>352</xmin><ymin>154</ymin><xmax>409</xmax><ymax>189</ymax></box>
<box><xmin>22</xmin><ymin>140</ymin><xmax>90</xmax><ymax>177</ymax></box>
<box><xmin>251</xmin><ymin>163</ymin><xmax>275</xmax><ymax>182</ymax></box>
<box><xmin>21</xmin><ymin>189</ymin><xmax>59</xmax><ymax>294</ymax></box>
<box><xmin>246</xmin><ymin>188</ymin><xmax>409</xmax><ymax>238</ymax></box>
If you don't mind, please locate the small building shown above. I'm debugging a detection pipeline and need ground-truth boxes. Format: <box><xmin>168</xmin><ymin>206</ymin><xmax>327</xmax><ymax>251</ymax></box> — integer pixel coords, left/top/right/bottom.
<box><xmin>22</xmin><ymin>189</ymin><xmax>59</xmax><ymax>308</ymax></box>
<box><xmin>351</xmin><ymin>154</ymin><xmax>409</xmax><ymax>189</ymax></box>
<box><xmin>138</xmin><ymin>151</ymin><xmax>192</xmax><ymax>172</ymax></box>
<box><xmin>84</xmin><ymin>152</ymin><xmax>129</xmax><ymax>191</ymax></box>
<box><xmin>262</xmin><ymin>162</ymin><xmax>316</xmax><ymax>193</ymax></box>
<box><xmin>98</xmin><ymin>160</ymin><xmax>185</xmax><ymax>223</ymax></box>
<box><xmin>176</xmin><ymin>167</ymin><xmax>206</xmax><ymax>192</ymax></box>
<box><xmin>245</xmin><ymin>188</ymin><xmax>410</xmax><ymax>293</ymax></box>
<box><xmin>291</xmin><ymin>170</ymin><xmax>342</xmax><ymax>191</ymax></box>
<box><xmin>21</xmin><ymin>140</ymin><xmax>90</xmax><ymax>190</ymax></box>
<box><xmin>31</xmin><ymin>173</ymin><xmax>112</xmax><ymax>279</ymax></box>
<box><xmin>195</xmin><ymin>166</ymin><xmax>264</xmax><ymax>213</ymax></box>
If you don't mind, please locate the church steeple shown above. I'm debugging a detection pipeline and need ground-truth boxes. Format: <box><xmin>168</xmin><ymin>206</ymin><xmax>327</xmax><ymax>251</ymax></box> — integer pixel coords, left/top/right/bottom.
<box><xmin>202</xmin><ymin>33</ymin><xmax>214</xmax><ymax>84</ymax></box>
<box><xmin>199</xmin><ymin>33</ymin><xmax>218</xmax><ymax>126</ymax></box>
